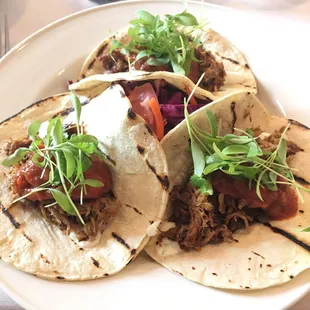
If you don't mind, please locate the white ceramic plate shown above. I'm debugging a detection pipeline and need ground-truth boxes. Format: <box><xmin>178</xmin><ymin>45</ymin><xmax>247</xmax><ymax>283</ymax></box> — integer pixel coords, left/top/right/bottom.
<box><xmin>0</xmin><ymin>1</ymin><xmax>309</xmax><ymax>309</ymax></box>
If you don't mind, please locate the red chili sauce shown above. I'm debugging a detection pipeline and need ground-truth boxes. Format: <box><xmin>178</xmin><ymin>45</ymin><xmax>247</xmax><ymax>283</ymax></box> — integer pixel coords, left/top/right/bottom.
<box><xmin>13</xmin><ymin>156</ymin><xmax>112</xmax><ymax>201</ymax></box>
<box><xmin>211</xmin><ymin>171</ymin><xmax>298</xmax><ymax>220</ymax></box>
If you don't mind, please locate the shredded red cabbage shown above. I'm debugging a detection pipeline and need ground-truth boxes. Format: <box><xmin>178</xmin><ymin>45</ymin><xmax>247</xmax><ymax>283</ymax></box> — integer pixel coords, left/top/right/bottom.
<box><xmin>123</xmin><ymin>79</ymin><xmax>211</xmax><ymax>129</ymax></box>
<box><xmin>160</xmin><ymin>104</ymin><xmax>205</xmax><ymax>126</ymax></box>
<box><xmin>157</xmin><ymin>84</ymin><xmax>210</xmax><ymax>126</ymax></box>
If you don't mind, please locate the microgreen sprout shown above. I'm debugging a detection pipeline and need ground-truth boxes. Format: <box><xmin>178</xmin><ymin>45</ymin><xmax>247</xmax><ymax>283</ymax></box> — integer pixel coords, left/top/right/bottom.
<box><xmin>110</xmin><ymin>10</ymin><xmax>207</xmax><ymax>76</ymax></box>
<box><xmin>2</xmin><ymin>93</ymin><xmax>107</xmax><ymax>224</ymax></box>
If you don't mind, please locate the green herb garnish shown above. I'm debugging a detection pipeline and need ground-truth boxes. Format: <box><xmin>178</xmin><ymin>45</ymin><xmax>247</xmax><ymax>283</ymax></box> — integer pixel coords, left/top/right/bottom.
<box><xmin>2</xmin><ymin>93</ymin><xmax>107</xmax><ymax>224</ymax></box>
<box><xmin>185</xmin><ymin>102</ymin><xmax>309</xmax><ymax>199</ymax></box>
<box><xmin>184</xmin><ymin>76</ymin><xmax>310</xmax><ymax>231</ymax></box>
<box><xmin>110</xmin><ymin>10</ymin><xmax>206</xmax><ymax>75</ymax></box>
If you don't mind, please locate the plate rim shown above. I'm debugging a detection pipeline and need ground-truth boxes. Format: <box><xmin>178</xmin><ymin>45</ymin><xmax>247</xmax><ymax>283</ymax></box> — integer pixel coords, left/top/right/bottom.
<box><xmin>0</xmin><ymin>0</ymin><xmax>234</xmax><ymax>68</ymax></box>
<box><xmin>0</xmin><ymin>1</ymin><xmax>309</xmax><ymax>309</ymax></box>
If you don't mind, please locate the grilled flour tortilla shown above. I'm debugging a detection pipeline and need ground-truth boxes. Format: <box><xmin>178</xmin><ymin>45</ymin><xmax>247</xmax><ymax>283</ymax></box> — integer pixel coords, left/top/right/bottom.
<box><xmin>145</xmin><ymin>92</ymin><xmax>310</xmax><ymax>290</ymax></box>
<box><xmin>0</xmin><ymin>85</ymin><xmax>168</xmax><ymax>281</ymax></box>
<box><xmin>71</xmin><ymin>70</ymin><xmax>217</xmax><ymax>102</ymax></box>
<box><xmin>79</xmin><ymin>26</ymin><xmax>257</xmax><ymax>99</ymax></box>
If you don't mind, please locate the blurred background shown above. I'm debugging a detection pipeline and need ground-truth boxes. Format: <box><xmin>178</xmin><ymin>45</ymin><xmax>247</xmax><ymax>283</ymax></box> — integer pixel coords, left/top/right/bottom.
<box><xmin>0</xmin><ymin>0</ymin><xmax>95</xmax><ymax>47</ymax></box>
<box><xmin>1</xmin><ymin>0</ymin><xmax>310</xmax><ymax>48</ymax></box>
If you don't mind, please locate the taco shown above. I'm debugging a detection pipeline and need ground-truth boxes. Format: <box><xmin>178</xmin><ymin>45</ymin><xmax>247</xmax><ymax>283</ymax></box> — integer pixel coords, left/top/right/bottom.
<box><xmin>145</xmin><ymin>91</ymin><xmax>310</xmax><ymax>289</ymax></box>
<box><xmin>79</xmin><ymin>10</ymin><xmax>256</xmax><ymax>98</ymax></box>
<box><xmin>0</xmin><ymin>84</ymin><xmax>168</xmax><ymax>280</ymax></box>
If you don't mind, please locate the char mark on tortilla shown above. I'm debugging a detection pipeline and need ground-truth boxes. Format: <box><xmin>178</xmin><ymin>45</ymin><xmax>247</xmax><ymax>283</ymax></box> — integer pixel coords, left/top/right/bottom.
<box><xmin>58</xmin><ymin>99</ymin><xmax>91</xmax><ymax>118</ymax></box>
<box><xmin>263</xmin><ymin>223</ymin><xmax>310</xmax><ymax>252</ymax></box>
<box><xmin>145</xmin><ymin>124</ymin><xmax>153</xmax><ymax>135</ymax></box>
<box><xmin>81</xmin><ymin>100</ymin><xmax>90</xmax><ymax>106</ymax></box>
<box><xmin>293</xmin><ymin>175</ymin><xmax>310</xmax><ymax>186</ymax></box>
<box><xmin>251</xmin><ymin>251</ymin><xmax>265</xmax><ymax>259</ymax></box>
<box><xmin>112</xmin><ymin>232</ymin><xmax>130</xmax><ymax>249</ymax></box>
<box><xmin>100</xmin><ymin>151</ymin><xmax>116</xmax><ymax>166</ymax></box>
<box><xmin>245</xmin><ymin>63</ymin><xmax>250</xmax><ymax>69</ymax></box>
<box><xmin>146</xmin><ymin>160</ymin><xmax>169</xmax><ymax>190</ymax></box>
<box><xmin>230</xmin><ymin>102</ymin><xmax>237</xmax><ymax>132</ymax></box>
<box><xmin>56</xmin><ymin>276</ymin><xmax>65</xmax><ymax>280</ymax></box>
<box><xmin>125</xmin><ymin>204</ymin><xmax>143</xmax><ymax>215</ymax></box>
<box><xmin>131</xmin><ymin>248</ymin><xmax>137</xmax><ymax>255</ymax></box>
<box><xmin>172</xmin><ymin>270</ymin><xmax>184</xmax><ymax>276</ymax></box>
<box><xmin>288</xmin><ymin>119</ymin><xmax>310</xmax><ymax>130</ymax></box>
<box><xmin>58</xmin><ymin>107</ymin><xmax>74</xmax><ymax>117</ymax></box>
<box><xmin>88</xmin><ymin>59</ymin><xmax>96</xmax><ymax>70</ymax></box>
<box><xmin>127</xmin><ymin>108</ymin><xmax>136</xmax><ymax>120</ymax></box>
<box><xmin>157</xmin><ymin>175</ymin><xmax>170</xmax><ymax>191</ymax></box>
<box><xmin>137</xmin><ymin>145</ymin><xmax>145</xmax><ymax>154</ymax></box>
<box><xmin>40</xmin><ymin>254</ymin><xmax>51</xmax><ymax>264</ymax></box>
<box><xmin>119</xmin><ymin>89</ymin><xmax>126</xmax><ymax>98</ymax></box>
<box><xmin>216</xmin><ymin>53</ymin><xmax>240</xmax><ymax>65</ymax></box>
<box><xmin>96</xmin><ymin>43</ymin><xmax>109</xmax><ymax>58</ymax></box>
<box><xmin>1</xmin><ymin>205</ymin><xmax>20</xmax><ymax>229</ymax></box>
<box><xmin>243</xmin><ymin>110</ymin><xmax>251</xmax><ymax>120</ymax></box>
<box><xmin>23</xmin><ymin>233</ymin><xmax>33</xmax><ymax>243</ymax></box>
<box><xmin>91</xmin><ymin>257</ymin><xmax>100</xmax><ymax>268</ymax></box>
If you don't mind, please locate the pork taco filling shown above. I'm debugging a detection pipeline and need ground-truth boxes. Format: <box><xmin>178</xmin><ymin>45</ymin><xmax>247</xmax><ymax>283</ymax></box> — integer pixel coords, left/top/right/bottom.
<box><xmin>102</xmin><ymin>11</ymin><xmax>226</xmax><ymax>92</ymax></box>
<box><xmin>159</xmin><ymin>104</ymin><xmax>309</xmax><ymax>252</ymax></box>
<box><xmin>2</xmin><ymin>93</ymin><xmax>116</xmax><ymax>242</ymax></box>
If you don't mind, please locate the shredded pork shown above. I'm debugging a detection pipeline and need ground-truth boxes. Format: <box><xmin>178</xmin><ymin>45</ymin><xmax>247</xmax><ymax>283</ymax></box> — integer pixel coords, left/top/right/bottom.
<box><xmin>100</xmin><ymin>46</ymin><xmax>226</xmax><ymax>92</ymax></box>
<box><xmin>100</xmin><ymin>50</ymin><xmax>134</xmax><ymax>73</ymax></box>
<box><xmin>188</xmin><ymin>47</ymin><xmax>226</xmax><ymax>92</ymax></box>
<box><xmin>160</xmin><ymin>184</ymin><xmax>252</xmax><ymax>251</ymax></box>
<box><xmin>4</xmin><ymin>138</ymin><xmax>32</xmax><ymax>156</ymax></box>
<box><xmin>254</xmin><ymin>127</ymin><xmax>303</xmax><ymax>156</ymax></box>
<box><xmin>40</xmin><ymin>195</ymin><xmax>118</xmax><ymax>242</ymax></box>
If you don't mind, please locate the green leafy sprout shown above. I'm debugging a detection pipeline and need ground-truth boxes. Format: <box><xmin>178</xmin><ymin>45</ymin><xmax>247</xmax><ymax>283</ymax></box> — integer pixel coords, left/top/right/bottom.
<box><xmin>2</xmin><ymin>92</ymin><xmax>107</xmax><ymax>225</ymax></box>
<box><xmin>184</xmin><ymin>74</ymin><xmax>310</xmax><ymax>232</ymax></box>
<box><xmin>110</xmin><ymin>10</ymin><xmax>207</xmax><ymax>75</ymax></box>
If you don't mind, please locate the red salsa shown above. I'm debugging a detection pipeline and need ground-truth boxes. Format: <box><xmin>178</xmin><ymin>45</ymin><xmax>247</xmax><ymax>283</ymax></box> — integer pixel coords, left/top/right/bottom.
<box><xmin>13</xmin><ymin>156</ymin><xmax>112</xmax><ymax>201</ymax></box>
<box><xmin>211</xmin><ymin>171</ymin><xmax>298</xmax><ymax>221</ymax></box>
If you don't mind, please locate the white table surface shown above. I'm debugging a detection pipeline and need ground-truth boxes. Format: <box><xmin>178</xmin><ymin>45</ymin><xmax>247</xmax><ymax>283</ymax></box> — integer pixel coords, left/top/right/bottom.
<box><xmin>0</xmin><ymin>0</ymin><xmax>309</xmax><ymax>309</ymax></box>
